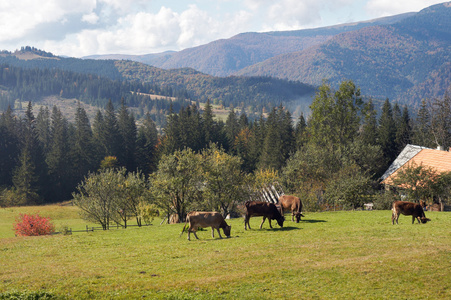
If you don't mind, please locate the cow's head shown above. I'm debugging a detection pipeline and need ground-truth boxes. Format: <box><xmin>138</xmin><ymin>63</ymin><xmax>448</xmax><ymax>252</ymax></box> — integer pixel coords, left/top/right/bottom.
<box><xmin>420</xmin><ymin>217</ymin><xmax>431</xmax><ymax>224</ymax></box>
<box><xmin>294</xmin><ymin>212</ymin><xmax>305</xmax><ymax>223</ymax></box>
<box><xmin>223</xmin><ymin>225</ymin><xmax>232</xmax><ymax>238</ymax></box>
<box><xmin>276</xmin><ymin>216</ymin><xmax>285</xmax><ymax>228</ymax></box>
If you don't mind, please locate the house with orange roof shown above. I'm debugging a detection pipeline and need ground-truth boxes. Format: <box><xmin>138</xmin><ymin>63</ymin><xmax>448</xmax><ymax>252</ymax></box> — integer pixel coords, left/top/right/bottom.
<box><xmin>381</xmin><ymin>144</ymin><xmax>451</xmax><ymax>210</ymax></box>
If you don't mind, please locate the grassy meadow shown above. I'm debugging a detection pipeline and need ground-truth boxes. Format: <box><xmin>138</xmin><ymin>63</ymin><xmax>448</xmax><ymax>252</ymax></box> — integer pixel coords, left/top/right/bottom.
<box><xmin>0</xmin><ymin>204</ymin><xmax>450</xmax><ymax>299</ymax></box>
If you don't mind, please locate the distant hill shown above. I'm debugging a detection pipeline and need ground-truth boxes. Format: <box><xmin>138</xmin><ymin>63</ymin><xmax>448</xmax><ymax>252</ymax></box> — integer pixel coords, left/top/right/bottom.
<box><xmin>83</xmin><ymin>51</ymin><xmax>176</xmax><ymax>64</ymax></box>
<box><xmin>237</xmin><ymin>2</ymin><xmax>451</xmax><ymax>106</ymax></box>
<box><xmin>0</xmin><ymin>47</ymin><xmax>123</xmax><ymax>81</ymax></box>
<box><xmin>113</xmin><ymin>60</ymin><xmax>315</xmax><ymax>114</ymax></box>
<box><xmin>0</xmin><ymin>51</ymin><xmax>314</xmax><ymax>118</ymax></box>
<box><xmin>85</xmin><ymin>13</ymin><xmax>414</xmax><ymax>77</ymax></box>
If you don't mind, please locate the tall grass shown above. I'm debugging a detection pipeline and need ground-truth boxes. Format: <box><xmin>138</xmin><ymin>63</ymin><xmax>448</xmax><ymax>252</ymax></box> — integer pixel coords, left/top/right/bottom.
<box><xmin>0</xmin><ymin>205</ymin><xmax>450</xmax><ymax>299</ymax></box>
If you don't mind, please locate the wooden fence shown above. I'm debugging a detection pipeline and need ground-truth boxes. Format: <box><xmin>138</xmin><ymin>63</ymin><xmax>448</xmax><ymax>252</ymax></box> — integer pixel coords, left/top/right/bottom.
<box><xmin>54</xmin><ymin>223</ymin><xmax>154</xmax><ymax>235</ymax></box>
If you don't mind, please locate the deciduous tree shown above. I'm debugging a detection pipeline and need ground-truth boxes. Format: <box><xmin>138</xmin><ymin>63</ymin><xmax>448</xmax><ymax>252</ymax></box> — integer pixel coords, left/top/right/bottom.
<box><xmin>150</xmin><ymin>148</ymin><xmax>203</xmax><ymax>222</ymax></box>
<box><xmin>201</xmin><ymin>145</ymin><xmax>247</xmax><ymax>217</ymax></box>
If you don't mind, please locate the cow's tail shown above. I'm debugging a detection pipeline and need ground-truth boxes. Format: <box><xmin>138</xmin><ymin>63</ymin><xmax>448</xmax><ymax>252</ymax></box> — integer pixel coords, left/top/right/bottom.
<box><xmin>297</xmin><ymin>200</ymin><xmax>305</xmax><ymax>217</ymax></box>
<box><xmin>179</xmin><ymin>215</ymin><xmax>190</xmax><ymax>237</ymax></box>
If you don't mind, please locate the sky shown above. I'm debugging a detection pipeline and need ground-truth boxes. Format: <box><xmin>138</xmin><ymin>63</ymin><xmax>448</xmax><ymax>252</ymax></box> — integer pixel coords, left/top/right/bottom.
<box><xmin>0</xmin><ymin>0</ymin><xmax>446</xmax><ymax>58</ymax></box>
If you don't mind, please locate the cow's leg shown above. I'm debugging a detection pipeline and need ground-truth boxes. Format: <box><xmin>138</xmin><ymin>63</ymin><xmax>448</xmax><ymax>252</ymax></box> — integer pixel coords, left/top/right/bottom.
<box><xmin>268</xmin><ymin>218</ymin><xmax>273</xmax><ymax>228</ymax></box>
<box><xmin>291</xmin><ymin>211</ymin><xmax>295</xmax><ymax>222</ymax></box>
<box><xmin>260</xmin><ymin>216</ymin><xmax>266</xmax><ymax>229</ymax></box>
<box><xmin>193</xmin><ymin>231</ymin><xmax>199</xmax><ymax>239</ymax></box>
<box><xmin>189</xmin><ymin>227</ymin><xmax>199</xmax><ymax>240</ymax></box>
<box><xmin>244</xmin><ymin>215</ymin><xmax>251</xmax><ymax>230</ymax></box>
<box><xmin>392</xmin><ymin>210</ymin><xmax>399</xmax><ymax>224</ymax></box>
<box><xmin>212</xmin><ymin>227</ymin><xmax>215</xmax><ymax>238</ymax></box>
<box><xmin>295</xmin><ymin>213</ymin><xmax>300</xmax><ymax>223</ymax></box>
<box><xmin>216</xmin><ymin>228</ymin><xmax>223</xmax><ymax>239</ymax></box>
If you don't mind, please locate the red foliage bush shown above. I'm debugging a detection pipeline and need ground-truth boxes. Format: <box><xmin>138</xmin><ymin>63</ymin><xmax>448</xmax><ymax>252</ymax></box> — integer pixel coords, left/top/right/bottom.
<box><xmin>14</xmin><ymin>213</ymin><xmax>55</xmax><ymax>236</ymax></box>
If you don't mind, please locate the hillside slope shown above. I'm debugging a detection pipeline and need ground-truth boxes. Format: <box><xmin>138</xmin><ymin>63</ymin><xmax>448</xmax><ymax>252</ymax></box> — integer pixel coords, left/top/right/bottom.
<box><xmin>236</xmin><ymin>2</ymin><xmax>451</xmax><ymax>106</ymax></box>
<box><xmin>86</xmin><ymin>13</ymin><xmax>413</xmax><ymax>77</ymax></box>
<box><xmin>0</xmin><ymin>49</ymin><xmax>315</xmax><ymax>117</ymax></box>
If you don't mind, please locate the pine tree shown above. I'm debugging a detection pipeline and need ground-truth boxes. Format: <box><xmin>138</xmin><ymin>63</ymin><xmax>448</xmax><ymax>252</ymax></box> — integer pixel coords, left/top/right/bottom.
<box><xmin>412</xmin><ymin>99</ymin><xmax>432</xmax><ymax>147</ymax></box>
<box><xmin>12</xmin><ymin>148</ymin><xmax>40</xmax><ymax>205</ymax></box>
<box><xmin>13</xmin><ymin>102</ymin><xmax>47</xmax><ymax>204</ymax></box>
<box><xmin>225</xmin><ymin>106</ymin><xmax>239</xmax><ymax>152</ymax></box>
<box><xmin>161</xmin><ymin>104</ymin><xmax>180</xmax><ymax>155</ymax></box>
<box><xmin>430</xmin><ymin>92</ymin><xmax>451</xmax><ymax>149</ymax></box>
<box><xmin>118</xmin><ymin>100</ymin><xmax>137</xmax><ymax>171</ymax></box>
<box><xmin>0</xmin><ymin>106</ymin><xmax>20</xmax><ymax>187</ymax></box>
<box><xmin>377</xmin><ymin>99</ymin><xmax>397</xmax><ymax>167</ymax></box>
<box><xmin>279</xmin><ymin>107</ymin><xmax>295</xmax><ymax>162</ymax></box>
<box><xmin>239</xmin><ymin>108</ymin><xmax>249</xmax><ymax>129</ymax></box>
<box><xmin>202</xmin><ymin>99</ymin><xmax>215</xmax><ymax>145</ymax></box>
<box><xmin>295</xmin><ymin>112</ymin><xmax>308</xmax><ymax>150</ymax></box>
<box><xmin>136</xmin><ymin>113</ymin><xmax>159</xmax><ymax>175</ymax></box>
<box><xmin>72</xmin><ymin>103</ymin><xmax>95</xmax><ymax>184</ymax></box>
<box><xmin>395</xmin><ymin>105</ymin><xmax>412</xmax><ymax>152</ymax></box>
<box><xmin>92</xmin><ymin>109</ymin><xmax>106</xmax><ymax>163</ymax></box>
<box><xmin>182</xmin><ymin>105</ymin><xmax>203</xmax><ymax>151</ymax></box>
<box><xmin>103</xmin><ymin>100</ymin><xmax>121</xmax><ymax>158</ymax></box>
<box><xmin>359</xmin><ymin>99</ymin><xmax>378</xmax><ymax>146</ymax></box>
<box><xmin>201</xmin><ymin>99</ymin><xmax>227</xmax><ymax>149</ymax></box>
<box><xmin>35</xmin><ymin>106</ymin><xmax>51</xmax><ymax>155</ymax></box>
<box><xmin>46</xmin><ymin>106</ymin><xmax>71</xmax><ymax>201</ymax></box>
<box><xmin>259</xmin><ymin>107</ymin><xmax>284</xmax><ymax>170</ymax></box>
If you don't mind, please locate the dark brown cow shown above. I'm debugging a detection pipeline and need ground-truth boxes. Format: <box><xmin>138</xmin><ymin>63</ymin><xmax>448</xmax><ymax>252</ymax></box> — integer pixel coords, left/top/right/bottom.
<box><xmin>392</xmin><ymin>201</ymin><xmax>431</xmax><ymax>224</ymax></box>
<box><xmin>278</xmin><ymin>195</ymin><xmax>304</xmax><ymax>223</ymax></box>
<box><xmin>181</xmin><ymin>211</ymin><xmax>231</xmax><ymax>241</ymax></box>
<box><xmin>244</xmin><ymin>201</ymin><xmax>285</xmax><ymax>230</ymax></box>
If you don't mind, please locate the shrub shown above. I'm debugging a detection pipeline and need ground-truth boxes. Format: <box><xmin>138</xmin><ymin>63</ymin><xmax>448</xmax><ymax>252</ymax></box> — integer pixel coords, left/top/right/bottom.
<box><xmin>14</xmin><ymin>213</ymin><xmax>55</xmax><ymax>236</ymax></box>
<box><xmin>373</xmin><ymin>190</ymin><xmax>399</xmax><ymax>210</ymax></box>
<box><xmin>59</xmin><ymin>224</ymin><xmax>72</xmax><ymax>235</ymax></box>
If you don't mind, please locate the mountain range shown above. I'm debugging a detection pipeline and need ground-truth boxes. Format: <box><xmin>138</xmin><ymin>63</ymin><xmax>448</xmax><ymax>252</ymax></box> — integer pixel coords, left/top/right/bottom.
<box><xmin>1</xmin><ymin>2</ymin><xmax>450</xmax><ymax>115</ymax></box>
<box><xmin>86</xmin><ymin>2</ymin><xmax>451</xmax><ymax>108</ymax></box>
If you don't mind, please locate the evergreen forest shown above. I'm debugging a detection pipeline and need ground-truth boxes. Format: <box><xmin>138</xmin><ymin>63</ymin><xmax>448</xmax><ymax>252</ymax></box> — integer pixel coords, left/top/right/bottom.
<box><xmin>1</xmin><ymin>78</ymin><xmax>450</xmax><ymax>216</ymax></box>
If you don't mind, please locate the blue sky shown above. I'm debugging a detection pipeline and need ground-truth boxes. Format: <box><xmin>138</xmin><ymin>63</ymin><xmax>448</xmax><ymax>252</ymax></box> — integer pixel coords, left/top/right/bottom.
<box><xmin>0</xmin><ymin>0</ymin><xmax>446</xmax><ymax>57</ymax></box>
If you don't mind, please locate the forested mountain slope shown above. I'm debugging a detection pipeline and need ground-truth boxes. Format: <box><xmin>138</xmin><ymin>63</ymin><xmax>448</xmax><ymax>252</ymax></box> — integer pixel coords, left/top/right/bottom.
<box><xmin>114</xmin><ymin>60</ymin><xmax>315</xmax><ymax>113</ymax></box>
<box><xmin>86</xmin><ymin>13</ymin><xmax>413</xmax><ymax>77</ymax></box>
<box><xmin>0</xmin><ymin>49</ymin><xmax>315</xmax><ymax>118</ymax></box>
<box><xmin>237</xmin><ymin>2</ymin><xmax>451</xmax><ymax>107</ymax></box>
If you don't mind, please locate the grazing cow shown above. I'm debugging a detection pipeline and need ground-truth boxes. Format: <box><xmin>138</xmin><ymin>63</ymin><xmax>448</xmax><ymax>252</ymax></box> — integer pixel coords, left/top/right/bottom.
<box><xmin>180</xmin><ymin>211</ymin><xmax>231</xmax><ymax>241</ymax></box>
<box><xmin>244</xmin><ymin>201</ymin><xmax>285</xmax><ymax>230</ymax></box>
<box><xmin>392</xmin><ymin>201</ymin><xmax>431</xmax><ymax>224</ymax></box>
<box><xmin>278</xmin><ymin>195</ymin><xmax>304</xmax><ymax>223</ymax></box>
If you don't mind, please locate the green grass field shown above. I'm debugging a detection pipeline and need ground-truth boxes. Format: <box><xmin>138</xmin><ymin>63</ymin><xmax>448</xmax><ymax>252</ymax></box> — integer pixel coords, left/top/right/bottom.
<box><xmin>0</xmin><ymin>204</ymin><xmax>450</xmax><ymax>299</ymax></box>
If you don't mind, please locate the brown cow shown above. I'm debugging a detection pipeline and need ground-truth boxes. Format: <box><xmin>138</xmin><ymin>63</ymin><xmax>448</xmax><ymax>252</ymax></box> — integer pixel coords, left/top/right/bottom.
<box><xmin>244</xmin><ymin>201</ymin><xmax>285</xmax><ymax>230</ymax></box>
<box><xmin>392</xmin><ymin>201</ymin><xmax>431</xmax><ymax>224</ymax></box>
<box><xmin>278</xmin><ymin>195</ymin><xmax>304</xmax><ymax>223</ymax></box>
<box><xmin>180</xmin><ymin>211</ymin><xmax>231</xmax><ymax>241</ymax></box>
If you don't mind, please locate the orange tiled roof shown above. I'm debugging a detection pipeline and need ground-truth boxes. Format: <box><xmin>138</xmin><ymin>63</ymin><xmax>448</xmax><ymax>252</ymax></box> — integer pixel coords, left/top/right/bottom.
<box><xmin>382</xmin><ymin>148</ymin><xmax>451</xmax><ymax>185</ymax></box>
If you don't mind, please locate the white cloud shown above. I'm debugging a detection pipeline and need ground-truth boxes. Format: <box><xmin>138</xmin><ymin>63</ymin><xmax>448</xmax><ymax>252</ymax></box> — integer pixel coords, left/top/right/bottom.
<box><xmin>365</xmin><ymin>0</ymin><xmax>445</xmax><ymax>17</ymax></box>
<box><xmin>47</xmin><ymin>4</ymin><xmax>254</xmax><ymax>57</ymax></box>
<box><xmin>82</xmin><ymin>12</ymin><xmax>99</xmax><ymax>24</ymax></box>
<box><xmin>260</xmin><ymin>0</ymin><xmax>355</xmax><ymax>31</ymax></box>
<box><xmin>1</xmin><ymin>0</ymin><xmax>445</xmax><ymax>57</ymax></box>
<box><xmin>0</xmin><ymin>0</ymin><xmax>96</xmax><ymax>42</ymax></box>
